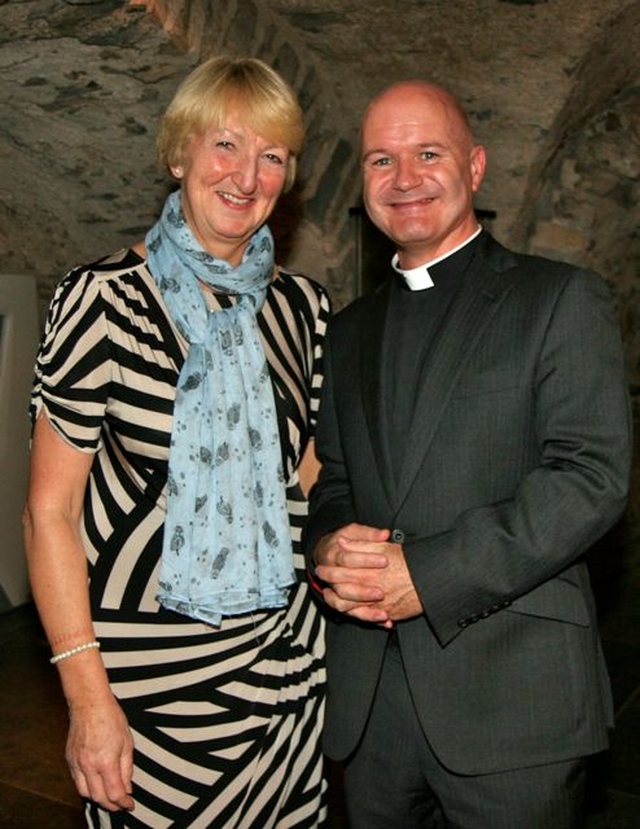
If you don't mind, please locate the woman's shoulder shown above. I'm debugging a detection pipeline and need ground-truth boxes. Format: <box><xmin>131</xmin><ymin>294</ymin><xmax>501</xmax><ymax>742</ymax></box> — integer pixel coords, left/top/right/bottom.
<box><xmin>272</xmin><ymin>267</ymin><xmax>331</xmax><ymax>313</ymax></box>
<box><xmin>45</xmin><ymin>248</ymin><xmax>154</xmax><ymax>329</ymax></box>
<box><xmin>70</xmin><ymin>247</ymin><xmax>147</xmax><ymax>282</ymax></box>
<box><xmin>53</xmin><ymin>248</ymin><xmax>150</xmax><ymax>298</ymax></box>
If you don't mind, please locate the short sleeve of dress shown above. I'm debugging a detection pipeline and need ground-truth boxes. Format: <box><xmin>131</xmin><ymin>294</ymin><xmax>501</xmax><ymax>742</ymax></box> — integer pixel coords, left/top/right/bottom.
<box><xmin>30</xmin><ymin>267</ymin><xmax>111</xmax><ymax>453</ymax></box>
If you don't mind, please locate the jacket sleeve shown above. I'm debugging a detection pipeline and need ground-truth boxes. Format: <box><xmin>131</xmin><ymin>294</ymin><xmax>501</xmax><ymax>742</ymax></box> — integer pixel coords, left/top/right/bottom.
<box><xmin>405</xmin><ymin>269</ymin><xmax>632</xmax><ymax>646</ymax></box>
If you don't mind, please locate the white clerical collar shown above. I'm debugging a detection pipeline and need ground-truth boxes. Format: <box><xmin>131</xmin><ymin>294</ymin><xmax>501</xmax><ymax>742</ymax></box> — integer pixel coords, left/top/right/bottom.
<box><xmin>392</xmin><ymin>225</ymin><xmax>483</xmax><ymax>291</ymax></box>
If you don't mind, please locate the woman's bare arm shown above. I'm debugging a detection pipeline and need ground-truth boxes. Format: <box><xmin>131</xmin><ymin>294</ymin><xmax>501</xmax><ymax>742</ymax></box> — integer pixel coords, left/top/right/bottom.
<box><xmin>23</xmin><ymin>415</ymin><xmax>135</xmax><ymax>812</ymax></box>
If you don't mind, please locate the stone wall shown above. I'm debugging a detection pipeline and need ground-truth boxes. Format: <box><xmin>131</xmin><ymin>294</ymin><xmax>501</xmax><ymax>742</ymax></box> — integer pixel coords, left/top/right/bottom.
<box><xmin>3</xmin><ymin>0</ymin><xmax>638</xmax><ymax>310</ymax></box>
<box><xmin>1</xmin><ymin>0</ymin><xmax>639</xmax><ymax>530</ymax></box>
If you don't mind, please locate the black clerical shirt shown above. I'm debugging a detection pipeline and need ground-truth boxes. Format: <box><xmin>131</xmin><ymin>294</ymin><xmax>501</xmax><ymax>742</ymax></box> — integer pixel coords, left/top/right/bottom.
<box><xmin>383</xmin><ymin>233</ymin><xmax>483</xmax><ymax>480</ymax></box>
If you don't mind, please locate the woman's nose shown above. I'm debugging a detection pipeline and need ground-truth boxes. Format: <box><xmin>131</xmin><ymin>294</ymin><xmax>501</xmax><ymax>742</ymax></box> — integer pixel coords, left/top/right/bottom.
<box><xmin>232</xmin><ymin>155</ymin><xmax>259</xmax><ymax>193</ymax></box>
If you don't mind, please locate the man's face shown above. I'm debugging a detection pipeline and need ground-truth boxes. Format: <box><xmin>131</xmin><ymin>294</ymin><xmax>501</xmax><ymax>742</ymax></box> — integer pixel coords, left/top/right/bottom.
<box><xmin>361</xmin><ymin>82</ymin><xmax>486</xmax><ymax>269</ymax></box>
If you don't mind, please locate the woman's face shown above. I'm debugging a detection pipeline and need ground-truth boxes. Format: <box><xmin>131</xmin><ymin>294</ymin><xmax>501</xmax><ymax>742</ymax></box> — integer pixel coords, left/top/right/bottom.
<box><xmin>175</xmin><ymin>110</ymin><xmax>290</xmax><ymax>266</ymax></box>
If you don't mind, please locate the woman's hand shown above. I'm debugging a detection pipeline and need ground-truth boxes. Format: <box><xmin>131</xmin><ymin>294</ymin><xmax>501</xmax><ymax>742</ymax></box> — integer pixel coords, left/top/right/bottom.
<box><xmin>66</xmin><ymin>694</ymin><xmax>135</xmax><ymax>812</ymax></box>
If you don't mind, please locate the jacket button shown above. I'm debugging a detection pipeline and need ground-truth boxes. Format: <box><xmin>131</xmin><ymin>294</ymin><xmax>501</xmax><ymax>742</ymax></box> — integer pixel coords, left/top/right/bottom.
<box><xmin>391</xmin><ymin>529</ymin><xmax>405</xmax><ymax>543</ymax></box>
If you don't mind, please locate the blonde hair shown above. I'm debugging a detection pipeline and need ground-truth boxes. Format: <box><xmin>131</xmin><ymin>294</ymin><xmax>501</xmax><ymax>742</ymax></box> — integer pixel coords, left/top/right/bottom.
<box><xmin>157</xmin><ymin>56</ymin><xmax>304</xmax><ymax>191</ymax></box>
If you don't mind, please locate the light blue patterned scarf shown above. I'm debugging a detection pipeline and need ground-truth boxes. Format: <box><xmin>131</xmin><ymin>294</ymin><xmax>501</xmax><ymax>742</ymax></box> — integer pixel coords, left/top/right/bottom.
<box><xmin>146</xmin><ymin>190</ymin><xmax>294</xmax><ymax>626</ymax></box>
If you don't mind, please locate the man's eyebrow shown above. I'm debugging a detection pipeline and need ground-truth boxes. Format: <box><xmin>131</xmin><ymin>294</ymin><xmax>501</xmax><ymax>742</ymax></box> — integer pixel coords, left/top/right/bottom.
<box><xmin>362</xmin><ymin>142</ymin><xmax>446</xmax><ymax>161</ymax></box>
<box><xmin>362</xmin><ymin>148</ymin><xmax>391</xmax><ymax>161</ymax></box>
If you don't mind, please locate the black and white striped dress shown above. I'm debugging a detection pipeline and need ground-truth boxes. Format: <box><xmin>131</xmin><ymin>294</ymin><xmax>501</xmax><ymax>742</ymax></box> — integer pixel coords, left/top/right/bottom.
<box><xmin>31</xmin><ymin>248</ymin><xmax>330</xmax><ymax>828</ymax></box>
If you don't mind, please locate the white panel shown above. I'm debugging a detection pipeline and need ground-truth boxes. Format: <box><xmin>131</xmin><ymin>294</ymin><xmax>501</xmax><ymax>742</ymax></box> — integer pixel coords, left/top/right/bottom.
<box><xmin>0</xmin><ymin>274</ymin><xmax>39</xmax><ymax>609</ymax></box>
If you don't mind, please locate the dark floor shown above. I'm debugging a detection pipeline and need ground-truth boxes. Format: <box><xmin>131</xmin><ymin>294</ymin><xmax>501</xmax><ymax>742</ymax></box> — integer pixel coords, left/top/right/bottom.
<box><xmin>1</xmin><ymin>529</ymin><xmax>639</xmax><ymax>828</ymax></box>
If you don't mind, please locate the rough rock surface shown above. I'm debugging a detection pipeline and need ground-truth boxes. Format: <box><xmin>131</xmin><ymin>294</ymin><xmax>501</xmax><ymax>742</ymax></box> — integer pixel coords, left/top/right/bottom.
<box><xmin>1</xmin><ymin>0</ymin><xmax>639</xmax><ymax>569</ymax></box>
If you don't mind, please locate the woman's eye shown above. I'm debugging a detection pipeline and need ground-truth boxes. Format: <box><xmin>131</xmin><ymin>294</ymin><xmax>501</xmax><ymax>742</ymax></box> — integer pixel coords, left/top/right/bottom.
<box><xmin>265</xmin><ymin>152</ymin><xmax>286</xmax><ymax>165</ymax></box>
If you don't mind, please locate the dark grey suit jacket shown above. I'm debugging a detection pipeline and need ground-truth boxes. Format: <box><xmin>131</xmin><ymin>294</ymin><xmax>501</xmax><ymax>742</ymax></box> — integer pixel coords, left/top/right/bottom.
<box><xmin>307</xmin><ymin>233</ymin><xmax>632</xmax><ymax>775</ymax></box>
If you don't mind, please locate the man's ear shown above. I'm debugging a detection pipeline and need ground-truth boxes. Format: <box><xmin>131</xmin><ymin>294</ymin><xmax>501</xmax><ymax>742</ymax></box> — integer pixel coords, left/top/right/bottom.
<box><xmin>470</xmin><ymin>144</ymin><xmax>487</xmax><ymax>193</ymax></box>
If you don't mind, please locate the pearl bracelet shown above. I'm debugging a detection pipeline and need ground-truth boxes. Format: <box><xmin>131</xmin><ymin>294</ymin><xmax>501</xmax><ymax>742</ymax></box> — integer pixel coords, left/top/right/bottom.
<box><xmin>50</xmin><ymin>641</ymin><xmax>101</xmax><ymax>665</ymax></box>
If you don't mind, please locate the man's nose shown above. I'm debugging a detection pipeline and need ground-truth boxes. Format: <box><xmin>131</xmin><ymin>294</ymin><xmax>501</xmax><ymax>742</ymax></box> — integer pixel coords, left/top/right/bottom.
<box><xmin>393</xmin><ymin>157</ymin><xmax>421</xmax><ymax>190</ymax></box>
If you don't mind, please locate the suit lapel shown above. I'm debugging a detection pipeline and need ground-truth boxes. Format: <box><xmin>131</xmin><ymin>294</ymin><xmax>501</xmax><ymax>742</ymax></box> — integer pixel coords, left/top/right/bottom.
<box><xmin>394</xmin><ymin>240</ymin><xmax>518</xmax><ymax>513</ymax></box>
<box><xmin>359</xmin><ymin>281</ymin><xmax>397</xmax><ymax>509</ymax></box>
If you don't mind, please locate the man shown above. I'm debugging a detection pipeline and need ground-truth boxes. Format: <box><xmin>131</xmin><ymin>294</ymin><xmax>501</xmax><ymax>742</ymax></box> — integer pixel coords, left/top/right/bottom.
<box><xmin>306</xmin><ymin>80</ymin><xmax>632</xmax><ymax>828</ymax></box>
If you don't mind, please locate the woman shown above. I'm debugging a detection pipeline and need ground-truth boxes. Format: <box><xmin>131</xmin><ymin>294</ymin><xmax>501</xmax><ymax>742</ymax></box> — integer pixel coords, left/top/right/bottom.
<box><xmin>23</xmin><ymin>56</ymin><xmax>330</xmax><ymax>828</ymax></box>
